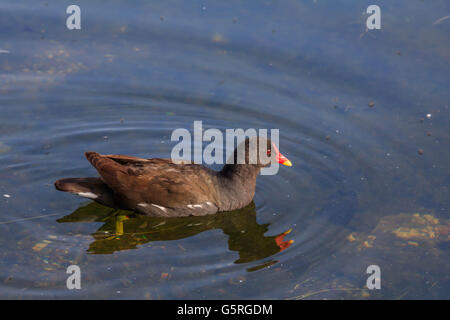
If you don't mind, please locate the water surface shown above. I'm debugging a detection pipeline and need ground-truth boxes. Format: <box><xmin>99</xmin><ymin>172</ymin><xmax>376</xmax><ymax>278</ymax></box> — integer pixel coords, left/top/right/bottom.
<box><xmin>0</xmin><ymin>0</ymin><xmax>449</xmax><ymax>299</ymax></box>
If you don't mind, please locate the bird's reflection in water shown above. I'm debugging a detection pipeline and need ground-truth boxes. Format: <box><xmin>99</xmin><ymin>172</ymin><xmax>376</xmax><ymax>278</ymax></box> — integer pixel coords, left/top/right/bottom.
<box><xmin>57</xmin><ymin>202</ymin><xmax>293</xmax><ymax>271</ymax></box>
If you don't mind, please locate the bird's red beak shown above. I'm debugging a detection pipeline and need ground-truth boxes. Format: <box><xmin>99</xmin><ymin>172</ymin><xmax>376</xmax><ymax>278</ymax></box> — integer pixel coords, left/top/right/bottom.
<box><xmin>272</xmin><ymin>143</ymin><xmax>292</xmax><ymax>166</ymax></box>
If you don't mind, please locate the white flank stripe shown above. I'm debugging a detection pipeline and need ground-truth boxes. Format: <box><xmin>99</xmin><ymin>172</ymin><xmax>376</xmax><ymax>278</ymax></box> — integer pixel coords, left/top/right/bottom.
<box><xmin>151</xmin><ymin>204</ymin><xmax>167</xmax><ymax>212</ymax></box>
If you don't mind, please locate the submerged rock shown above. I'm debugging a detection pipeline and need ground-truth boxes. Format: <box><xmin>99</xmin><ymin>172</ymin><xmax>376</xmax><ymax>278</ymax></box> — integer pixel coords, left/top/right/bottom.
<box><xmin>346</xmin><ymin>212</ymin><xmax>448</xmax><ymax>252</ymax></box>
<box><xmin>381</xmin><ymin>213</ymin><xmax>445</xmax><ymax>241</ymax></box>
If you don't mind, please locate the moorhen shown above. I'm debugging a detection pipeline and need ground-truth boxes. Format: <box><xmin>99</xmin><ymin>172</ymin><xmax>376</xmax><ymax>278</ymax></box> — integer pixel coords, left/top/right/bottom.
<box><xmin>55</xmin><ymin>137</ymin><xmax>292</xmax><ymax>217</ymax></box>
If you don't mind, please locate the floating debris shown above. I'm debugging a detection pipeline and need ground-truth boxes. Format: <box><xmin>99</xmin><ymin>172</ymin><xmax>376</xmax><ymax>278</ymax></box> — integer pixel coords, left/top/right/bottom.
<box><xmin>0</xmin><ymin>142</ymin><xmax>11</xmax><ymax>153</ymax></box>
<box><xmin>229</xmin><ymin>276</ymin><xmax>246</xmax><ymax>285</ymax></box>
<box><xmin>3</xmin><ymin>194</ymin><xmax>10</xmax><ymax>198</ymax></box>
<box><xmin>0</xmin><ymin>49</ymin><xmax>9</xmax><ymax>54</ymax></box>
<box><xmin>368</xmin><ymin>101</ymin><xmax>375</xmax><ymax>108</ymax></box>
<box><xmin>394</xmin><ymin>226</ymin><xmax>435</xmax><ymax>240</ymax></box>
<box><xmin>32</xmin><ymin>241</ymin><xmax>51</xmax><ymax>252</ymax></box>
<box><xmin>388</xmin><ymin>213</ymin><xmax>441</xmax><ymax>241</ymax></box>
<box><xmin>433</xmin><ymin>15</ymin><xmax>450</xmax><ymax>26</ymax></box>
<box><xmin>362</xmin><ymin>241</ymin><xmax>372</xmax><ymax>248</ymax></box>
<box><xmin>212</xmin><ymin>33</ymin><xmax>226</xmax><ymax>44</ymax></box>
<box><xmin>418</xmin><ymin>149</ymin><xmax>424</xmax><ymax>155</ymax></box>
<box><xmin>426</xmin><ymin>113</ymin><xmax>432</xmax><ymax>119</ymax></box>
<box><xmin>160</xmin><ymin>272</ymin><xmax>169</xmax><ymax>279</ymax></box>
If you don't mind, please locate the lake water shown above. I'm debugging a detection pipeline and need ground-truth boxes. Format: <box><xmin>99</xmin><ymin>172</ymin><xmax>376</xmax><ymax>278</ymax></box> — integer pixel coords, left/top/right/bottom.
<box><xmin>0</xmin><ymin>0</ymin><xmax>449</xmax><ymax>299</ymax></box>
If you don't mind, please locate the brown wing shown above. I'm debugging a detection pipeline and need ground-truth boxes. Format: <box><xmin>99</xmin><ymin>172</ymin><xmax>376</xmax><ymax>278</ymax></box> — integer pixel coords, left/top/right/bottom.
<box><xmin>85</xmin><ymin>152</ymin><xmax>220</xmax><ymax>213</ymax></box>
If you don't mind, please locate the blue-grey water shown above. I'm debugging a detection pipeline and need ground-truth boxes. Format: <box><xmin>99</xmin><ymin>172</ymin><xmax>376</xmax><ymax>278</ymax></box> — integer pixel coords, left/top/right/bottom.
<box><xmin>0</xmin><ymin>0</ymin><xmax>449</xmax><ymax>299</ymax></box>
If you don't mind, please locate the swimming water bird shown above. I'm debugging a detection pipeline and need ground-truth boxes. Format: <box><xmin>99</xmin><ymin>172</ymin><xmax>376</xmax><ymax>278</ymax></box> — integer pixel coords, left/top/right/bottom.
<box><xmin>54</xmin><ymin>137</ymin><xmax>292</xmax><ymax>217</ymax></box>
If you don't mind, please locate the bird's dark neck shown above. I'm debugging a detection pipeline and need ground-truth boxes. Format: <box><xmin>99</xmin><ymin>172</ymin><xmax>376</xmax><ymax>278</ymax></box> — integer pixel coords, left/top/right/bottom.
<box><xmin>216</xmin><ymin>164</ymin><xmax>260</xmax><ymax>211</ymax></box>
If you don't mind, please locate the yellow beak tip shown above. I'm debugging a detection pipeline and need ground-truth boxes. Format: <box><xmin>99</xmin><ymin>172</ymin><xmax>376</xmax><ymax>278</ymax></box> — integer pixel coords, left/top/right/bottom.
<box><xmin>282</xmin><ymin>160</ymin><xmax>292</xmax><ymax>167</ymax></box>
